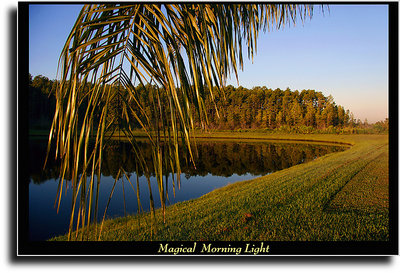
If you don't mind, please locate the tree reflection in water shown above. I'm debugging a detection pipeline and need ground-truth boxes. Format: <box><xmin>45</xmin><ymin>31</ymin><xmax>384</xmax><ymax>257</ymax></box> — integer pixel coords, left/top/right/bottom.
<box><xmin>29</xmin><ymin>139</ymin><xmax>346</xmax><ymax>184</ymax></box>
<box><xmin>28</xmin><ymin>138</ymin><xmax>347</xmax><ymax>240</ymax></box>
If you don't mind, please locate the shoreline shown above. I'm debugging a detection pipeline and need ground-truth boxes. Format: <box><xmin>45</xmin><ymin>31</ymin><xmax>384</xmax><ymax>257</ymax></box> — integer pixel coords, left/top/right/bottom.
<box><xmin>48</xmin><ymin>133</ymin><xmax>389</xmax><ymax>242</ymax></box>
<box><xmin>29</xmin><ymin>129</ymin><xmax>358</xmax><ymax>146</ymax></box>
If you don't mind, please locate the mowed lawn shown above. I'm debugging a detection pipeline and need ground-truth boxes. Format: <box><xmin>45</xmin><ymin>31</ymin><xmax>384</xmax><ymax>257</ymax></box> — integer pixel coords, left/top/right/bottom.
<box><xmin>51</xmin><ymin>134</ymin><xmax>390</xmax><ymax>241</ymax></box>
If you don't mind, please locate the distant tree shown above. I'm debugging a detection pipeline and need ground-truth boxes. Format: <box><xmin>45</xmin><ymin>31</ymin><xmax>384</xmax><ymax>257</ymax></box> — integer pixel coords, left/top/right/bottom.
<box><xmin>337</xmin><ymin>105</ymin><xmax>346</xmax><ymax>127</ymax></box>
<box><xmin>304</xmin><ymin>102</ymin><xmax>316</xmax><ymax>127</ymax></box>
<box><xmin>349</xmin><ymin>112</ymin><xmax>355</xmax><ymax>127</ymax></box>
<box><xmin>276</xmin><ymin>111</ymin><xmax>284</xmax><ymax>127</ymax></box>
<box><xmin>325</xmin><ymin>103</ymin><xmax>336</xmax><ymax>127</ymax></box>
<box><xmin>290</xmin><ymin>100</ymin><xmax>303</xmax><ymax>126</ymax></box>
<box><xmin>29</xmin><ymin>74</ymin><xmax>56</xmax><ymax>129</ymax></box>
<box><xmin>31</xmin><ymin>75</ymin><xmax>54</xmax><ymax>96</ymax></box>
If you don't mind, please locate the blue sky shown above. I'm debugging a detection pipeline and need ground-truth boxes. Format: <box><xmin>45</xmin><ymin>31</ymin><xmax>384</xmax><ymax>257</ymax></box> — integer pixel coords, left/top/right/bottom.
<box><xmin>29</xmin><ymin>4</ymin><xmax>389</xmax><ymax>123</ymax></box>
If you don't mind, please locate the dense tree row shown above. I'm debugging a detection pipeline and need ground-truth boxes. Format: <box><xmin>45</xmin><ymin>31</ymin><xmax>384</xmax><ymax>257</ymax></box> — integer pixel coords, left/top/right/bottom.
<box><xmin>28</xmin><ymin>74</ymin><xmax>388</xmax><ymax>133</ymax></box>
<box><xmin>132</xmin><ymin>83</ymin><xmax>355</xmax><ymax>130</ymax></box>
<box><xmin>28</xmin><ymin>74</ymin><xmax>56</xmax><ymax>129</ymax></box>
<box><xmin>196</xmin><ymin>85</ymin><xmax>354</xmax><ymax>130</ymax></box>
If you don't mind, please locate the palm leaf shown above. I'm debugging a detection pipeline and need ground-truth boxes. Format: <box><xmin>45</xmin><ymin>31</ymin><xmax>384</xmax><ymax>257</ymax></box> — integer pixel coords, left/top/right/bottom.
<box><xmin>48</xmin><ymin>3</ymin><xmax>319</xmax><ymax>240</ymax></box>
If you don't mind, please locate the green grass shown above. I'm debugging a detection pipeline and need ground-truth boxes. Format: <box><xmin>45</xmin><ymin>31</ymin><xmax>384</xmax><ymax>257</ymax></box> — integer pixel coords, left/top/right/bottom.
<box><xmin>50</xmin><ymin>133</ymin><xmax>389</xmax><ymax>241</ymax></box>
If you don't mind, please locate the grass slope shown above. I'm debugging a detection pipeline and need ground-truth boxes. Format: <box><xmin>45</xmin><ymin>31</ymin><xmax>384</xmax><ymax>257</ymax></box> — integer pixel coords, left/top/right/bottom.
<box><xmin>51</xmin><ymin>134</ymin><xmax>389</xmax><ymax>241</ymax></box>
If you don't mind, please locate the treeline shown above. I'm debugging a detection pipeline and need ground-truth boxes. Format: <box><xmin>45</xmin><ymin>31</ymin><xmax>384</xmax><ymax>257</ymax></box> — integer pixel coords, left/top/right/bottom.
<box><xmin>198</xmin><ymin>85</ymin><xmax>351</xmax><ymax>130</ymax></box>
<box><xmin>28</xmin><ymin>74</ymin><xmax>56</xmax><ymax>129</ymax></box>
<box><xmin>133</xmin><ymin>83</ymin><xmax>389</xmax><ymax>134</ymax></box>
<box><xmin>28</xmin><ymin>74</ymin><xmax>388</xmax><ymax>134</ymax></box>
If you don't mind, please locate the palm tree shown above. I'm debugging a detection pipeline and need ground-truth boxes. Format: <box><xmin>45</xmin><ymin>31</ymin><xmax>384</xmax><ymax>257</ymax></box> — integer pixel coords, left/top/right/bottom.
<box><xmin>47</xmin><ymin>3</ymin><xmax>318</xmax><ymax>240</ymax></box>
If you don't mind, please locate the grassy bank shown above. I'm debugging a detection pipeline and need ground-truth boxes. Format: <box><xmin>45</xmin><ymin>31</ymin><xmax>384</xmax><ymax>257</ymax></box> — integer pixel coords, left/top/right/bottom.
<box><xmin>50</xmin><ymin>133</ymin><xmax>389</xmax><ymax>241</ymax></box>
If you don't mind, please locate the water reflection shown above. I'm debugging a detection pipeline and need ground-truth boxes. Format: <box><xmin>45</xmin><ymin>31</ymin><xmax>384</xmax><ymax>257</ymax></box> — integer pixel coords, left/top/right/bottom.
<box><xmin>29</xmin><ymin>139</ymin><xmax>346</xmax><ymax>184</ymax></box>
<box><xmin>28</xmin><ymin>138</ymin><xmax>347</xmax><ymax>240</ymax></box>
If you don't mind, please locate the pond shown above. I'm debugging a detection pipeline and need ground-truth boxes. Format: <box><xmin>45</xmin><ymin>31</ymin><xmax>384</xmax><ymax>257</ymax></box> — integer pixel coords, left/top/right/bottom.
<box><xmin>28</xmin><ymin>138</ymin><xmax>347</xmax><ymax>240</ymax></box>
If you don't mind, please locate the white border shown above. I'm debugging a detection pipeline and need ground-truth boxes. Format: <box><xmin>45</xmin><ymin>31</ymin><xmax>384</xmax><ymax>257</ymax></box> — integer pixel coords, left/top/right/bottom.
<box><xmin>8</xmin><ymin>0</ymin><xmax>400</xmax><ymax>269</ymax></box>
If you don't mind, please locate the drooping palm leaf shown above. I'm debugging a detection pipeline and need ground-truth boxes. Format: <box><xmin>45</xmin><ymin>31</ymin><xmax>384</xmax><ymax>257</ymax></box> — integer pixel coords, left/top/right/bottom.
<box><xmin>48</xmin><ymin>3</ymin><xmax>317</xmax><ymax>240</ymax></box>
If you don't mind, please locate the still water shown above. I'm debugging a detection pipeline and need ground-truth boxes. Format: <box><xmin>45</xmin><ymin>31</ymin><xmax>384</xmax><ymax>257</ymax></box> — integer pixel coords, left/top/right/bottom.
<box><xmin>29</xmin><ymin>138</ymin><xmax>347</xmax><ymax>240</ymax></box>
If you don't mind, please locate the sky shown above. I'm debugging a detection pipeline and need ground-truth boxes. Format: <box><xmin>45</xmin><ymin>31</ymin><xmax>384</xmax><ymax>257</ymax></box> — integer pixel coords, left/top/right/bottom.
<box><xmin>28</xmin><ymin>3</ymin><xmax>389</xmax><ymax>123</ymax></box>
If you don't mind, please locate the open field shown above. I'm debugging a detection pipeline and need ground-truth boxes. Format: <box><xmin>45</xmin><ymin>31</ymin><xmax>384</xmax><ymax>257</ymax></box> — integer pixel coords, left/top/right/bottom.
<box><xmin>50</xmin><ymin>133</ymin><xmax>389</xmax><ymax>241</ymax></box>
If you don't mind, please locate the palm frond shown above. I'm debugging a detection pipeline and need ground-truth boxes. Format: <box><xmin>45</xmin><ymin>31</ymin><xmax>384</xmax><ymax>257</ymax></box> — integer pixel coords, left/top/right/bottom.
<box><xmin>48</xmin><ymin>3</ymin><xmax>318</xmax><ymax>240</ymax></box>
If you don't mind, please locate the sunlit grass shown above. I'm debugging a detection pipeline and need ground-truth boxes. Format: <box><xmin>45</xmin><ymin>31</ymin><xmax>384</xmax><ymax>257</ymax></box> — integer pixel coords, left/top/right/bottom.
<box><xmin>50</xmin><ymin>133</ymin><xmax>389</xmax><ymax>241</ymax></box>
